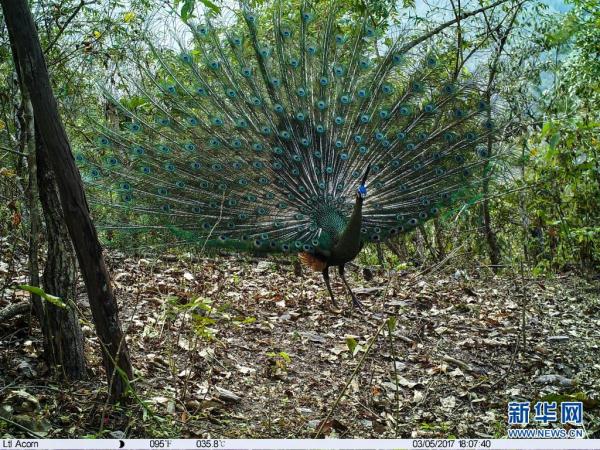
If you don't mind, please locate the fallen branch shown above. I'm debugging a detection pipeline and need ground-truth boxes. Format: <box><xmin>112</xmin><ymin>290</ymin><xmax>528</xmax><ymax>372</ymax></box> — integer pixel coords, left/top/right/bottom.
<box><xmin>0</xmin><ymin>415</ymin><xmax>45</xmax><ymax>438</ymax></box>
<box><xmin>0</xmin><ymin>302</ymin><xmax>29</xmax><ymax>323</ymax></box>
<box><xmin>441</xmin><ymin>354</ymin><xmax>472</xmax><ymax>371</ymax></box>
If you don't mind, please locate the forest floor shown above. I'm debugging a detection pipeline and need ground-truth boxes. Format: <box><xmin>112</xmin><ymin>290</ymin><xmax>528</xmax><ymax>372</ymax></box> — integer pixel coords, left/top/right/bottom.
<box><xmin>1</xmin><ymin>253</ymin><xmax>599</xmax><ymax>439</ymax></box>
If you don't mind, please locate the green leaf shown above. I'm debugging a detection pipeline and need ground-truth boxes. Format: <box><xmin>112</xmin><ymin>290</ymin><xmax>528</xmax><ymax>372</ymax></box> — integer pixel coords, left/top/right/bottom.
<box><xmin>278</xmin><ymin>351</ymin><xmax>291</xmax><ymax>363</ymax></box>
<box><xmin>175</xmin><ymin>0</ymin><xmax>221</xmax><ymax>22</ymax></box>
<box><xmin>387</xmin><ymin>316</ymin><xmax>397</xmax><ymax>333</ymax></box>
<box><xmin>541</xmin><ymin>122</ymin><xmax>552</xmax><ymax>137</ymax></box>
<box><xmin>345</xmin><ymin>336</ymin><xmax>357</xmax><ymax>354</ymax></box>
<box><xmin>549</xmin><ymin>133</ymin><xmax>560</xmax><ymax>149</ymax></box>
<box><xmin>198</xmin><ymin>0</ymin><xmax>220</xmax><ymax>14</ymax></box>
<box><xmin>18</xmin><ymin>284</ymin><xmax>67</xmax><ymax>308</ymax></box>
<box><xmin>179</xmin><ymin>0</ymin><xmax>195</xmax><ymax>20</ymax></box>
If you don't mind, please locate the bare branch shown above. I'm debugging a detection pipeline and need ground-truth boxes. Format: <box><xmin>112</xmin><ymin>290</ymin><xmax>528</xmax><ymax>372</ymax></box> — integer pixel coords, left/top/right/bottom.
<box><xmin>398</xmin><ymin>0</ymin><xmax>516</xmax><ymax>54</ymax></box>
<box><xmin>43</xmin><ymin>0</ymin><xmax>88</xmax><ymax>53</ymax></box>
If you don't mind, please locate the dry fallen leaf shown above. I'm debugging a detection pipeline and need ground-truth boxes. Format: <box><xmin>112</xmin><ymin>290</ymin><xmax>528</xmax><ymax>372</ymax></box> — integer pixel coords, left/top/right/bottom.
<box><xmin>441</xmin><ymin>395</ymin><xmax>456</xmax><ymax>410</ymax></box>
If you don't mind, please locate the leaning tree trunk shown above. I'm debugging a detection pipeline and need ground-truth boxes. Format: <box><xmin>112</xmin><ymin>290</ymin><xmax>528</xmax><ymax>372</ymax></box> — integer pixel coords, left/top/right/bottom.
<box><xmin>36</xmin><ymin>127</ymin><xmax>87</xmax><ymax>379</ymax></box>
<box><xmin>2</xmin><ymin>0</ymin><xmax>133</xmax><ymax>403</ymax></box>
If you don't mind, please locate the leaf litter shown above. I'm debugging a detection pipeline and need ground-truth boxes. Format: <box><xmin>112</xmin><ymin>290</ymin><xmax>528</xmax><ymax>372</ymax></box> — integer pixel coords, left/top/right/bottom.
<box><xmin>0</xmin><ymin>253</ymin><xmax>598</xmax><ymax>438</ymax></box>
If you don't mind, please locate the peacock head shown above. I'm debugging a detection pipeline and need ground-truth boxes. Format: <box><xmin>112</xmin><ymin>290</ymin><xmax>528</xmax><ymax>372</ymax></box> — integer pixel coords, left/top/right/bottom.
<box><xmin>356</xmin><ymin>164</ymin><xmax>371</xmax><ymax>200</ymax></box>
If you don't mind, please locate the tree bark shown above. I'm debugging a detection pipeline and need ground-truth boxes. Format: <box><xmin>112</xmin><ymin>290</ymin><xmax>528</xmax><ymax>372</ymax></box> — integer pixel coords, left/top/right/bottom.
<box><xmin>433</xmin><ymin>218</ymin><xmax>446</xmax><ymax>259</ymax></box>
<box><xmin>480</xmin><ymin>7</ymin><xmax>521</xmax><ymax>272</ymax></box>
<box><xmin>385</xmin><ymin>241</ymin><xmax>403</xmax><ymax>260</ymax></box>
<box><xmin>16</xmin><ymin>82</ymin><xmax>42</xmax><ymax>325</ymax></box>
<box><xmin>375</xmin><ymin>243</ymin><xmax>385</xmax><ymax>266</ymax></box>
<box><xmin>36</xmin><ymin>127</ymin><xmax>87</xmax><ymax>380</ymax></box>
<box><xmin>2</xmin><ymin>0</ymin><xmax>133</xmax><ymax>402</ymax></box>
<box><xmin>481</xmin><ymin>94</ymin><xmax>501</xmax><ymax>270</ymax></box>
<box><xmin>418</xmin><ymin>224</ymin><xmax>438</xmax><ymax>261</ymax></box>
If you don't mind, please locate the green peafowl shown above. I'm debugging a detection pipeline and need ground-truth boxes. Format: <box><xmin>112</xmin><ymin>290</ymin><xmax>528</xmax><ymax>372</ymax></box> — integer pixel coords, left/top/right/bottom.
<box><xmin>77</xmin><ymin>0</ymin><xmax>500</xmax><ymax>310</ymax></box>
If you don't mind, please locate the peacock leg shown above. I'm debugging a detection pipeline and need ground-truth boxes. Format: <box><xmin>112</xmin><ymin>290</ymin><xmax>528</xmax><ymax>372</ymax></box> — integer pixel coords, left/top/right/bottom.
<box><xmin>339</xmin><ymin>265</ymin><xmax>364</xmax><ymax>310</ymax></box>
<box><xmin>322</xmin><ymin>267</ymin><xmax>338</xmax><ymax>308</ymax></box>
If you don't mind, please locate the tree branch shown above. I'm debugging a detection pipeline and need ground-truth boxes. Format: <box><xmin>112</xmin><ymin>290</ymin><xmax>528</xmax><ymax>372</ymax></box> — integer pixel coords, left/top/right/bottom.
<box><xmin>398</xmin><ymin>0</ymin><xmax>516</xmax><ymax>53</ymax></box>
<box><xmin>43</xmin><ymin>0</ymin><xmax>86</xmax><ymax>54</ymax></box>
<box><xmin>0</xmin><ymin>145</ymin><xmax>28</xmax><ymax>157</ymax></box>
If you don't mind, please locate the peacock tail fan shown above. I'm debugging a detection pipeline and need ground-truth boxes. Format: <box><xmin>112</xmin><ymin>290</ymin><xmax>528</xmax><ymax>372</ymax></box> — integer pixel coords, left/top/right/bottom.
<box><xmin>77</xmin><ymin>0</ymin><xmax>502</xmax><ymax>255</ymax></box>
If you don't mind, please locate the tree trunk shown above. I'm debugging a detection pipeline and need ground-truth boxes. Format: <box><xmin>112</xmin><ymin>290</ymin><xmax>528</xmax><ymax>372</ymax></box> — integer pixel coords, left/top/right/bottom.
<box><xmin>414</xmin><ymin>231</ymin><xmax>426</xmax><ymax>264</ymax></box>
<box><xmin>10</xmin><ymin>21</ymin><xmax>86</xmax><ymax>381</ymax></box>
<box><xmin>396</xmin><ymin>235</ymin><xmax>409</xmax><ymax>259</ymax></box>
<box><xmin>2</xmin><ymin>0</ymin><xmax>133</xmax><ymax>403</ymax></box>
<box><xmin>481</xmin><ymin>92</ymin><xmax>501</xmax><ymax>270</ymax></box>
<box><xmin>36</xmin><ymin>127</ymin><xmax>87</xmax><ymax>380</ymax></box>
<box><xmin>375</xmin><ymin>243</ymin><xmax>385</xmax><ymax>266</ymax></box>
<box><xmin>17</xmin><ymin>84</ymin><xmax>42</xmax><ymax>323</ymax></box>
<box><xmin>385</xmin><ymin>241</ymin><xmax>403</xmax><ymax>260</ymax></box>
<box><xmin>418</xmin><ymin>224</ymin><xmax>438</xmax><ymax>261</ymax></box>
<box><xmin>433</xmin><ymin>218</ymin><xmax>446</xmax><ymax>259</ymax></box>
<box><xmin>482</xmin><ymin>189</ymin><xmax>500</xmax><ymax>270</ymax></box>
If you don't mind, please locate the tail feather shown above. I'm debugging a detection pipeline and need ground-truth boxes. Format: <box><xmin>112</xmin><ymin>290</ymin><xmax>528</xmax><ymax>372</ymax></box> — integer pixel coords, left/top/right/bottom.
<box><xmin>77</xmin><ymin>0</ymin><xmax>503</xmax><ymax>253</ymax></box>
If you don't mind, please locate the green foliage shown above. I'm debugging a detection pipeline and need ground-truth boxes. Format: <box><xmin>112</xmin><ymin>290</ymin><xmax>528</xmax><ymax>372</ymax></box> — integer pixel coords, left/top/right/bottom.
<box><xmin>166</xmin><ymin>296</ymin><xmax>217</xmax><ymax>340</ymax></box>
<box><xmin>266</xmin><ymin>350</ymin><xmax>292</xmax><ymax>377</ymax></box>
<box><xmin>175</xmin><ymin>0</ymin><xmax>221</xmax><ymax>20</ymax></box>
<box><xmin>345</xmin><ymin>336</ymin><xmax>358</xmax><ymax>355</ymax></box>
<box><xmin>18</xmin><ymin>284</ymin><xmax>67</xmax><ymax>308</ymax></box>
<box><xmin>386</xmin><ymin>316</ymin><xmax>396</xmax><ymax>333</ymax></box>
<box><xmin>521</xmin><ymin>0</ymin><xmax>600</xmax><ymax>271</ymax></box>
<box><xmin>266</xmin><ymin>350</ymin><xmax>291</xmax><ymax>363</ymax></box>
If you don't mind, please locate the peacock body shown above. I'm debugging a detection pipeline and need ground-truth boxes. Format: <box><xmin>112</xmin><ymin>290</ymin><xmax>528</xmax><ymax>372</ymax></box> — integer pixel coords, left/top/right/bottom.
<box><xmin>77</xmin><ymin>0</ymin><xmax>498</xmax><ymax>308</ymax></box>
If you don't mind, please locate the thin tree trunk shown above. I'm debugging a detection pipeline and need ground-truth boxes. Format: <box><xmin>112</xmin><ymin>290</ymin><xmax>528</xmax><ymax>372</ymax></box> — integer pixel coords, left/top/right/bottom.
<box><xmin>375</xmin><ymin>243</ymin><xmax>385</xmax><ymax>266</ymax></box>
<box><xmin>519</xmin><ymin>142</ymin><xmax>530</xmax><ymax>266</ymax></box>
<box><xmin>433</xmin><ymin>218</ymin><xmax>446</xmax><ymax>259</ymax></box>
<box><xmin>2</xmin><ymin>0</ymin><xmax>133</xmax><ymax>402</ymax></box>
<box><xmin>480</xmin><ymin>7</ymin><xmax>522</xmax><ymax>271</ymax></box>
<box><xmin>418</xmin><ymin>224</ymin><xmax>438</xmax><ymax>261</ymax></box>
<box><xmin>14</xmin><ymin>42</ymin><xmax>56</xmax><ymax>372</ymax></box>
<box><xmin>397</xmin><ymin>235</ymin><xmax>409</xmax><ymax>259</ymax></box>
<box><xmin>481</xmin><ymin>188</ymin><xmax>500</xmax><ymax>269</ymax></box>
<box><xmin>17</xmin><ymin>85</ymin><xmax>42</xmax><ymax>321</ymax></box>
<box><xmin>481</xmin><ymin>92</ymin><xmax>501</xmax><ymax>270</ymax></box>
<box><xmin>385</xmin><ymin>241</ymin><xmax>403</xmax><ymax>260</ymax></box>
<box><xmin>36</xmin><ymin>127</ymin><xmax>87</xmax><ymax>379</ymax></box>
<box><xmin>414</xmin><ymin>231</ymin><xmax>426</xmax><ymax>263</ymax></box>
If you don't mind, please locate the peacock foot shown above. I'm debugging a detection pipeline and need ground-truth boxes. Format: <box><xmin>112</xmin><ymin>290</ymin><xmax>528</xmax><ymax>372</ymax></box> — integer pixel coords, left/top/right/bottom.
<box><xmin>351</xmin><ymin>295</ymin><xmax>365</xmax><ymax>311</ymax></box>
